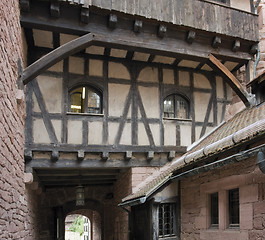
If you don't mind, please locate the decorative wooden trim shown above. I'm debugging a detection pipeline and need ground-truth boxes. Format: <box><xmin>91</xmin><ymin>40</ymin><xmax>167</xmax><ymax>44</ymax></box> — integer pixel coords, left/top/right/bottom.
<box><xmin>103</xmin><ymin>60</ymin><xmax>109</xmax><ymax>144</ymax></box>
<box><xmin>81</xmin><ymin>8</ymin><xmax>89</xmax><ymax>24</ymax></box>
<box><xmin>147</xmin><ymin>151</ymin><xmax>154</xmax><ymax>160</ymax></box>
<box><xmin>250</xmin><ymin>44</ymin><xmax>258</xmax><ymax>55</ymax></box>
<box><xmin>168</xmin><ymin>151</ymin><xmax>176</xmax><ymax>160</ymax></box>
<box><xmin>78</xmin><ymin>150</ymin><xmax>85</xmax><ymax>161</ymax></box>
<box><xmin>200</xmin><ymin>94</ymin><xmax>214</xmax><ymax>138</ymax></box>
<box><xmin>212</xmin><ymin>36</ymin><xmax>221</xmax><ymax>48</ymax></box>
<box><xmin>208</xmin><ymin>54</ymin><xmax>250</xmax><ymax>107</ymax></box>
<box><xmin>53</xmin><ymin>32</ymin><xmax>60</xmax><ymax>48</ymax></box>
<box><xmin>50</xmin><ymin>2</ymin><xmax>60</xmax><ymax>18</ymax></box>
<box><xmin>158</xmin><ymin>25</ymin><xmax>167</xmax><ymax>38</ymax></box>
<box><xmin>25</xmin><ymin>144</ymin><xmax>187</xmax><ymax>154</ymax></box>
<box><xmin>62</xmin><ymin>58</ymin><xmax>69</xmax><ymax>144</ymax></box>
<box><xmin>186</xmin><ymin>31</ymin><xmax>196</xmax><ymax>44</ymax></box>
<box><xmin>125</xmin><ymin>151</ymin><xmax>132</xmax><ymax>160</ymax></box>
<box><xmin>102</xmin><ymin>152</ymin><xmax>109</xmax><ymax>160</ymax></box>
<box><xmin>20</xmin><ymin>0</ymin><xmax>30</xmax><ymax>12</ymax></box>
<box><xmin>32</xmin><ymin>80</ymin><xmax>58</xmax><ymax>144</ymax></box>
<box><xmin>24</xmin><ymin>149</ymin><xmax>33</xmax><ymax>161</ymax></box>
<box><xmin>232</xmin><ymin>40</ymin><xmax>240</xmax><ymax>52</ymax></box>
<box><xmin>109</xmin><ymin>14</ymin><xmax>117</xmax><ymax>28</ymax></box>
<box><xmin>134</xmin><ymin>20</ymin><xmax>143</xmax><ymax>33</ymax></box>
<box><xmin>114</xmin><ymin>87</ymin><xmax>133</xmax><ymax>146</ymax></box>
<box><xmin>51</xmin><ymin>150</ymin><xmax>59</xmax><ymax>162</ymax></box>
<box><xmin>136</xmin><ymin>89</ymin><xmax>155</xmax><ymax>147</ymax></box>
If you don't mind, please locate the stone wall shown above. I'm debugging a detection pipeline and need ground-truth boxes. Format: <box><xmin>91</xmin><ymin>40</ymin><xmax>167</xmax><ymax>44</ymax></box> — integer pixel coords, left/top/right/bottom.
<box><xmin>0</xmin><ymin>1</ymin><xmax>39</xmax><ymax>239</ymax></box>
<box><xmin>181</xmin><ymin>155</ymin><xmax>265</xmax><ymax>240</ymax></box>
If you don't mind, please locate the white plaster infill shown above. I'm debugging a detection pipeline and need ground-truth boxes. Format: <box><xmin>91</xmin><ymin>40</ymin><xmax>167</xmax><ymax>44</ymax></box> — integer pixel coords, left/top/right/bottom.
<box><xmin>121</xmin><ymin>118</ymin><xmax>265</xmax><ymax>206</ymax></box>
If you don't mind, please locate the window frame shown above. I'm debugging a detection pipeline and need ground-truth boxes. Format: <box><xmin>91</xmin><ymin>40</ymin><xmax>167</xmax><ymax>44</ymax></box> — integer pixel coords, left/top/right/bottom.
<box><xmin>163</xmin><ymin>93</ymin><xmax>190</xmax><ymax>120</ymax></box>
<box><xmin>210</xmin><ymin>192</ymin><xmax>219</xmax><ymax>228</ymax></box>
<box><xmin>68</xmin><ymin>85</ymin><xmax>103</xmax><ymax>115</ymax></box>
<box><xmin>158</xmin><ymin>202</ymin><xmax>177</xmax><ymax>238</ymax></box>
<box><xmin>228</xmin><ymin>188</ymin><xmax>240</xmax><ymax>229</ymax></box>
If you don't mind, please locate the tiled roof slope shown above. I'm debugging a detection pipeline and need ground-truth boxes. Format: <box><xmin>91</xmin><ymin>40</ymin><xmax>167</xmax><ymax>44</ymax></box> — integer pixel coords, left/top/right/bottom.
<box><xmin>121</xmin><ymin>103</ymin><xmax>265</xmax><ymax>204</ymax></box>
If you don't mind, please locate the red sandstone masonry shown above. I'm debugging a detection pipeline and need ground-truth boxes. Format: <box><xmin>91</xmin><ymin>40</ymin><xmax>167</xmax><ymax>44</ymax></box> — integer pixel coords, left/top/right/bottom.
<box><xmin>0</xmin><ymin>1</ymin><xmax>39</xmax><ymax>239</ymax></box>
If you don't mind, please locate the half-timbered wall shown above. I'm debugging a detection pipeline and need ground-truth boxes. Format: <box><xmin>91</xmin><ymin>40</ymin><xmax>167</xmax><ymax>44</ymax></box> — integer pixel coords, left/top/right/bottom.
<box><xmin>25</xmin><ymin>30</ymin><xmax>232</xmax><ymax>154</ymax></box>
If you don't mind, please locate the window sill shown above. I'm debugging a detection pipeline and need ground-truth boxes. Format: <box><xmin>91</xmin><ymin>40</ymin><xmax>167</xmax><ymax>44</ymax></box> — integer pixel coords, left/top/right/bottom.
<box><xmin>67</xmin><ymin>112</ymin><xmax>104</xmax><ymax>117</ymax></box>
<box><xmin>163</xmin><ymin>117</ymin><xmax>192</xmax><ymax>122</ymax></box>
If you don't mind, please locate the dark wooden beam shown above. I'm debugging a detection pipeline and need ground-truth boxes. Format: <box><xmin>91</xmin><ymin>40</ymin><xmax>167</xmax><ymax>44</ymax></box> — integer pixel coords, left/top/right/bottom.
<box><xmin>250</xmin><ymin>44</ymin><xmax>258</xmax><ymax>55</ymax></box>
<box><xmin>80</xmin><ymin>8</ymin><xmax>89</xmax><ymax>24</ymax></box>
<box><xmin>77</xmin><ymin>150</ymin><xmax>85</xmax><ymax>161</ymax></box>
<box><xmin>186</xmin><ymin>31</ymin><xmax>196</xmax><ymax>44</ymax></box>
<box><xmin>207</xmin><ymin>54</ymin><xmax>250</xmax><ymax>107</ymax></box>
<box><xmin>232</xmin><ymin>40</ymin><xmax>241</xmax><ymax>52</ymax></box>
<box><xmin>134</xmin><ymin>20</ymin><xmax>143</xmax><ymax>33</ymax></box>
<box><xmin>158</xmin><ymin>24</ymin><xmax>167</xmax><ymax>38</ymax></box>
<box><xmin>212</xmin><ymin>36</ymin><xmax>222</xmax><ymax>48</ymax></box>
<box><xmin>50</xmin><ymin>2</ymin><xmax>60</xmax><ymax>18</ymax></box>
<box><xmin>20</xmin><ymin>0</ymin><xmax>30</xmax><ymax>12</ymax></box>
<box><xmin>109</xmin><ymin>14</ymin><xmax>117</xmax><ymax>28</ymax></box>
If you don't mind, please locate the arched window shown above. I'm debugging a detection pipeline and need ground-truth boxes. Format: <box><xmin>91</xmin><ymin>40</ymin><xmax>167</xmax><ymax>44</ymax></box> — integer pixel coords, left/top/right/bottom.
<box><xmin>163</xmin><ymin>94</ymin><xmax>189</xmax><ymax>119</ymax></box>
<box><xmin>69</xmin><ymin>86</ymin><xmax>102</xmax><ymax>114</ymax></box>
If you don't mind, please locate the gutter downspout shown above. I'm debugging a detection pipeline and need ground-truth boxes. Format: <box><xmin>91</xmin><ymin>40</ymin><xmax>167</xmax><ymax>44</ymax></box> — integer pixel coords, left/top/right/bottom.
<box><xmin>253</xmin><ymin>0</ymin><xmax>261</xmax><ymax>78</ymax></box>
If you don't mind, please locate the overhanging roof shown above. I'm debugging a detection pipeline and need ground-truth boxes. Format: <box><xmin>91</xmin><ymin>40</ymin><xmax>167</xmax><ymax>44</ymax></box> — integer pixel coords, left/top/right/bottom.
<box><xmin>120</xmin><ymin>103</ymin><xmax>265</xmax><ymax>206</ymax></box>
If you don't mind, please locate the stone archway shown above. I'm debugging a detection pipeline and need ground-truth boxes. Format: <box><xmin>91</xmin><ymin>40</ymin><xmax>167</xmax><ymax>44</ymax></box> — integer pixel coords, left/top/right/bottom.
<box><xmin>62</xmin><ymin>199</ymin><xmax>104</xmax><ymax>240</ymax></box>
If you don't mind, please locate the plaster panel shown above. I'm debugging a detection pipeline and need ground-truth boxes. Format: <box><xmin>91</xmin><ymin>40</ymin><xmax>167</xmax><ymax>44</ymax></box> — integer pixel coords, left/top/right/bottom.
<box><xmin>150</xmin><ymin>124</ymin><xmax>160</xmax><ymax>146</ymax></box>
<box><xmin>48</xmin><ymin>61</ymin><xmax>63</xmax><ymax>72</ymax></box>
<box><xmin>178</xmin><ymin>60</ymin><xmax>200</xmax><ymax>68</ymax></box>
<box><xmin>216</xmin><ymin>76</ymin><xmax>224</xmax><ymax>98</ymax></box>
<box><xmin>217</xmin><ymin>102</ymin><xmax>224</xmax><ymax>124</ymax></box>
<box><xmin>226</xmin><ymin>83</ymin><xmax>233</xmax><ymax>101</ymax></box>
<box><xmin>138</xmin><ymin>86</ymin><xmax>159</xmax><ymax>118</ymax></box>
<box><xmin>33</xmin><ymin>118</ymin><xmax>50</xmax><ymax>143</ymax></box>
<box><xmin>52</xmin><ymin>120</ymin><xmax>62</xmax><ymax>143</ymax></box>
<box><xmin>37</xmin><ymin>75</ymin><xmax>63</xmax><ymax>113</ymax></box>
<box><xmin>67</xmin><ymin>120</ymin><xmax>82</xmax><ymax>144</ymax></box>
<box><xmin>231</xmin><ymin>0</ymin><xmax>251</xmax><ymax>12</ymax></box>
<box><xmin>194</xmin><ymin>73</ymin><xmax>211</xmax><ymax>89</ymax></box>
<box><xmin>156</xmin><ymin>181</ymin><xmax>178</xmax><ymax>198</ymax></box>
<box><xmin>195</xmin><ymin>126</ymin><xmax>202</xmax><ymax>141</ymax></box>
<box><xmin>88</xmin><ymin>121</ymin><xmax>103</xmax><ymax>144</ymax></box>
<box><xmin>108</xmin><ymin>62</ymin><xmax>130</xmax><ymax>80</ymax></box>
<box><xmin>69</xmin><ymin>57</ymin><xmax>84</xmax><ymax>75</ymax></box>
<box><xmin>110</xmin><ymin>48</ymin><xmax>127</xmax><ymax>58</ymax></box>
<box><xmin>32</xmin><ymin>93</ymin><xmax>40</xmax><ymax>113</ymax></box>
<box><xmin>153</xmin><ymin>55</ymin><xmax>175</xmax><ymax>64</ymax></box>
<box><xmin>179</xmin><ymin>71</ymin><xmax>190</xmax><ymax>86</ymax></box>
<box><xmin>60</xmin><ymin>33</ymin><xmax>78</xmax><ymax>45</ymax></box>
<box><xmin>89</xmin><ymin>59</ymin><xmax>103</xmax><ymax>77</ymax></box>
<box><xmin>224</xmin><ymin>61</ymin><xmax>238</xmax><ymax>71</ymax></box>
<box><xmin>33</xmin><ymin>29</ymin><xmax>53</xmax><ymax>48</ymax></box>
<box><xmin>133</xmin><ymin>52</ymin><xmax>150</xmax><ymax>62</ymax></box>
<box><xmin>108</xmin><ymin>122</ymin><xmax>119</xmax><ymax>145</ymax></box>
<box><xmin>201</xmin><ymin>64</ymin><xmax>212</xmax><ymax>71</ymax></box>
<box><xmin>180</xmin><ymin>125</ymin><xmax>192</xmax><ymax>146</ymax></box>
<box><xmin>108</xmin><ymin>84</ymin><xmax>130</xmax><ymax>117</ymax></box>
<box><xmin>137</xmin><ymin>67</ymin><xmax>158</xmax><ymax>83</ymax></box>
<box><xmin>164</xmin><ymin>121</ymin><xmax>176</xmax><ymax>146</ymax></box>
<box><xmin>163</xmin><ymin>69</ymin><xmax>174</xmax><ymax>84</ymax></box>
<box><xmin>86</xmin><ymin>46</ymin><xmax>105</xmax><ymax>55</ymax></box>
<box><xmin>194</xmin><ymin>92</ymin><xmax>211</xmax><ymax>122</ymax></box>
<box><xmin>138</xmin><ymin>123</ymin><xmax>149</xmax><ymax>146</ymax></box>
<box><xmin>120</xmin><ymin>123</ymin><xmax>131</xmax><ymax>145</ymax></box>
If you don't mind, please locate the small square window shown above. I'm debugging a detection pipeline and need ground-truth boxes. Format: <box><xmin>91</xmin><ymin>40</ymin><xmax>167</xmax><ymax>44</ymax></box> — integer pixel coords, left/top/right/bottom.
<box><xmin>210</xmin><ymin>192</ymin><xmax>219</xmax><ymax>228</ymax></box>
<box><xmin>228</xmin><ymin>188</ymin><xmax>239</xmax><ymax>228</ymax></box>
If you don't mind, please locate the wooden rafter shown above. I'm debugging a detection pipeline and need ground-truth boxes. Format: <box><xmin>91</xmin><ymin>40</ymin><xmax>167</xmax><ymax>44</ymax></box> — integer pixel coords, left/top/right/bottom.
<box><xmin>207</xmin><ymin>54</ymin><xmax>251</xmax><ymax>107</ymax></box>
<box><xmin>22</xmin><ymin>31</ymin><xmax>251</xmax><ymax>85</ymax></box>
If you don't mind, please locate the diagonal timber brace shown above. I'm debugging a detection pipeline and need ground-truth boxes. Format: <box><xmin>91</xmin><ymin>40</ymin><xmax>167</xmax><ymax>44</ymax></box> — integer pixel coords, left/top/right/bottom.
<box><xmin>207</xmin><ymin>54</ymin><xmax>252</xmax><ymax>107</ymax></box>
<box><xmin>21</xmin><ymin>33</ymin><xmax>253</xmax><ymax>108</ymax></box>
